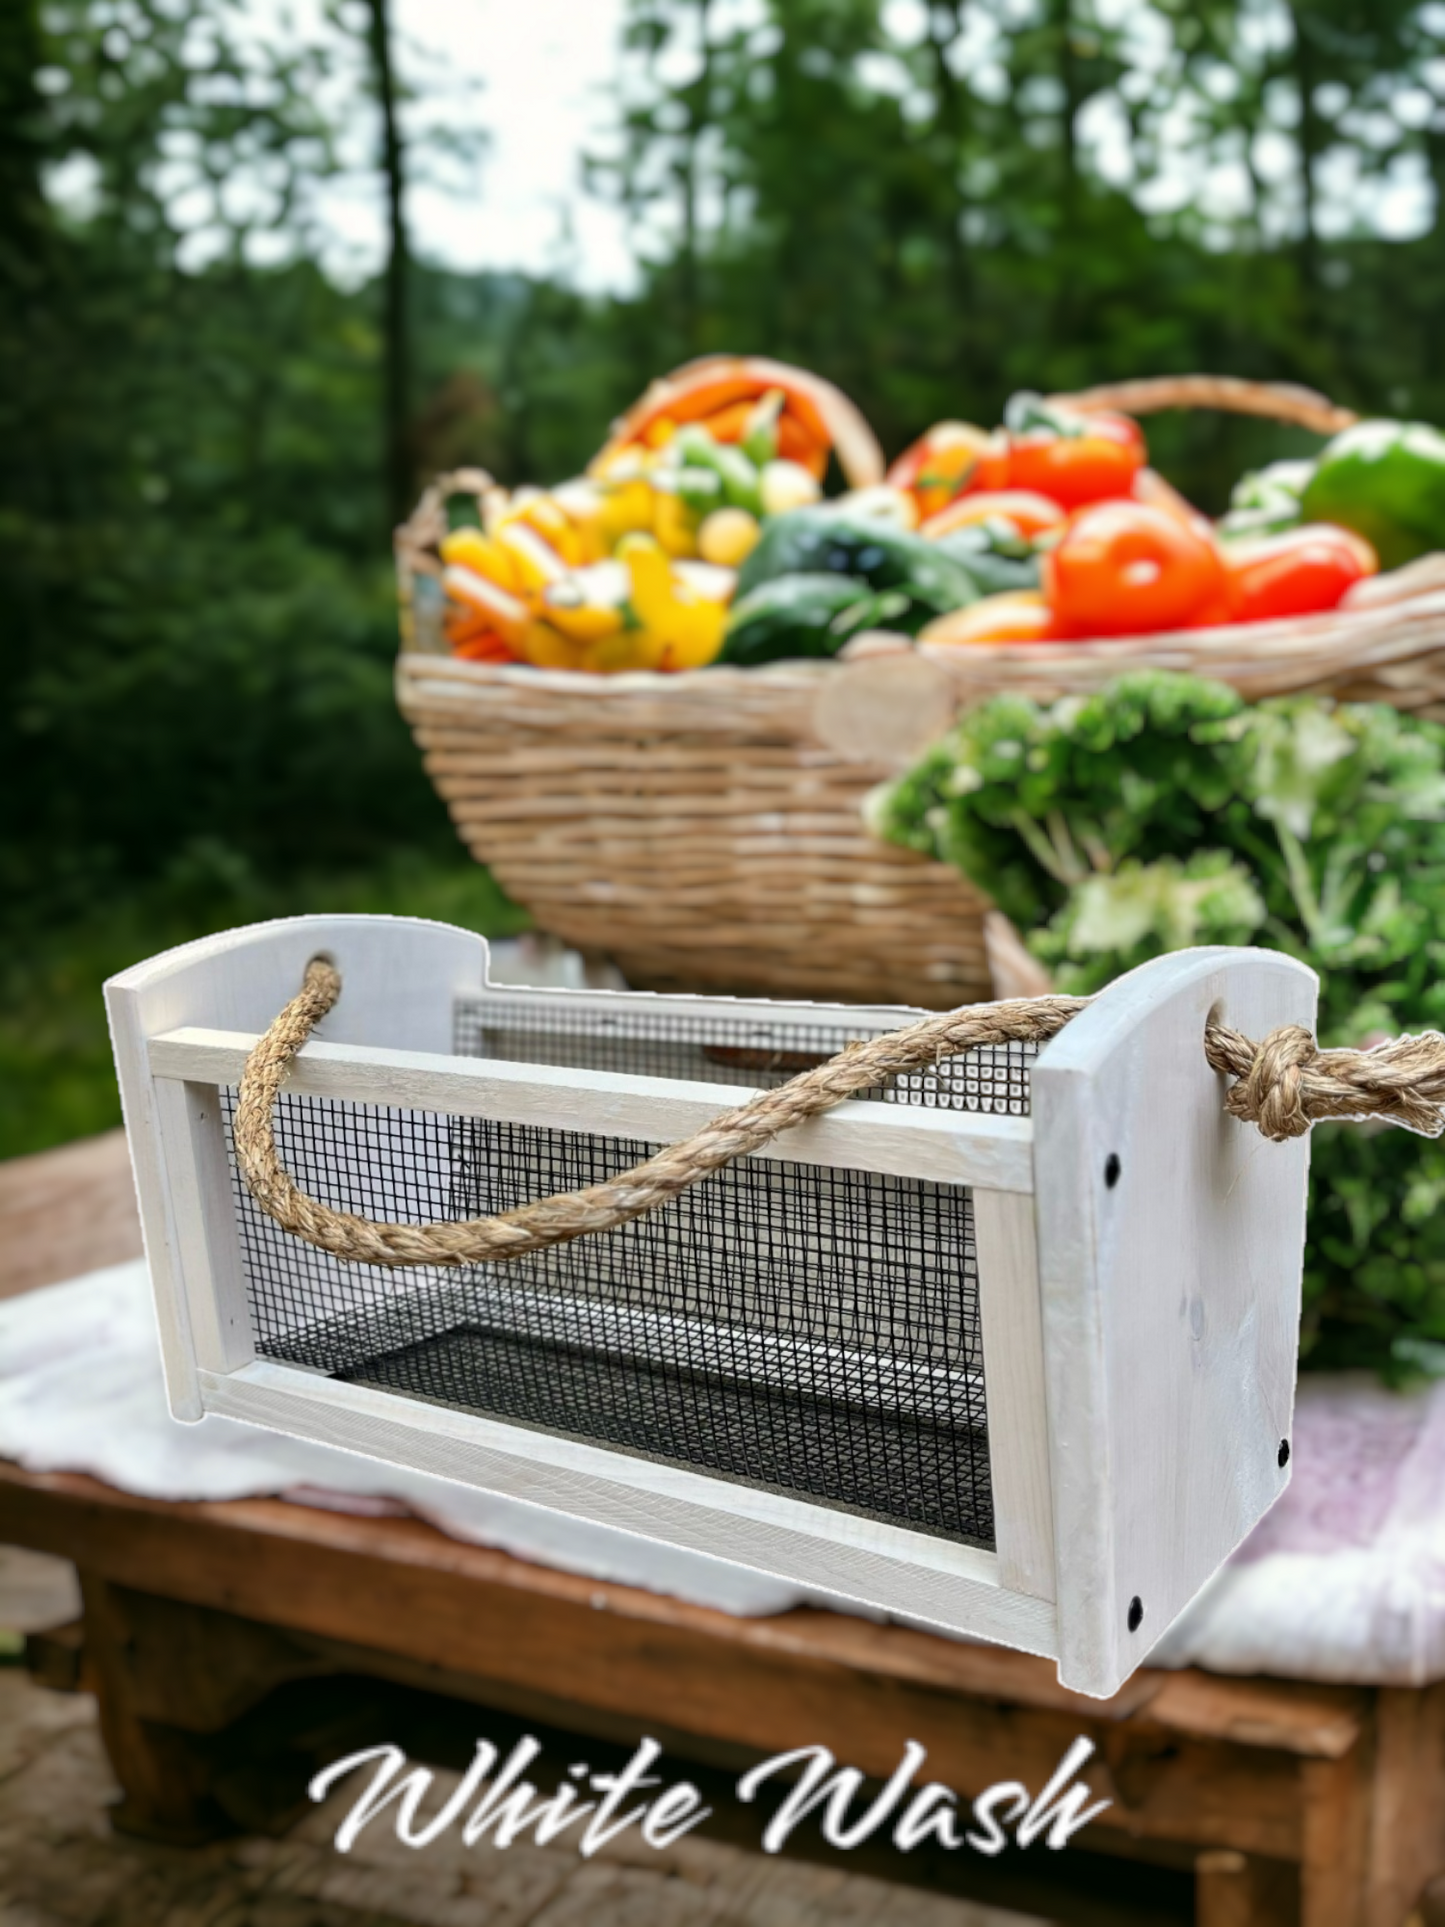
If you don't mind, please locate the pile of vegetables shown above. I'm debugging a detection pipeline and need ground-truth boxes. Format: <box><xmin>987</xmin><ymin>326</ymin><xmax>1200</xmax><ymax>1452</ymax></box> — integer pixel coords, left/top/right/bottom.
<box><xmin>433</xmin><ymin>359</ymin><xmax>1445</xmax><ymax>674</ymax></box>
<box><xmin>437</xmin><ymin>356</ymin><xmax>881</xmax><ymax>673</ymax></box>
<box><xmin>870</xmin><ymin>669</ymin><xmax>1445</xmax><ymax>1380</ymax></box>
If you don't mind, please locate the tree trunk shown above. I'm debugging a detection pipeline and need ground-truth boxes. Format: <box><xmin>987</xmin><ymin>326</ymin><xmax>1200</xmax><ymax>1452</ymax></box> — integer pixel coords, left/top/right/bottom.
<box><xmin>925</xmin><ymin>2</ymin><xmax>973</xmax><ymax>384</ymax></box>
<box><xmin>366</xmin><ymin>0</ymin><xmax>412</xmax><ymax>530</ymax></box>
<box><xmin>1286</xmin><ymin>3</ymin><xmax>1322</xmax><ymax>292</ymax></box>
<box><xmin>1051</xmin><ymin>0</ymin><xmax>1083</xmax><ymax>341</ymax></box>
<box><xmin>677</xmin><ymin>0</ymin><xmax>713</xmax><ymax>352</ymax></box>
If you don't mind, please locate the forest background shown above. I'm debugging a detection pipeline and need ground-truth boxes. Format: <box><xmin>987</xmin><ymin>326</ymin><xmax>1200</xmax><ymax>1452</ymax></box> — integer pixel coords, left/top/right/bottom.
<box><xmin>2</xmin><ymin>0</ymin><xmax>1442</xmax><ymax>1173</ymax></box>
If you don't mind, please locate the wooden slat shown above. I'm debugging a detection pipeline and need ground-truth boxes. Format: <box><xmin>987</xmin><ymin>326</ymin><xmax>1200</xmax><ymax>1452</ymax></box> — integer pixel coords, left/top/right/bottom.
<box><xmin>1147</xmin><ymin>1670</ymin><xmax>1364</xmax><ymax>1762</ymax></box>
<box><xmin>146</xmin><ymin>1028</ymin><xmax>1037</xmax><ymax>1194</ymax></box>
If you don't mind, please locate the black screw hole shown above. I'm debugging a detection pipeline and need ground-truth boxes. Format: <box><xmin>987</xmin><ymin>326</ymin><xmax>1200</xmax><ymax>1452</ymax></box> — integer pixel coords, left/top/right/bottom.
<box><xmin>1278</xmin><ymin>1439</ymin><xmax>1291</xmax><ymax>1469</ymax></box>
<box><xmin>1104</xmin><ymin>1153</ymin><xmax>1122</xmax><ymax>1190</ymax></box>
<box><xmin>1127</xmin><ymin>1596</ymin><xmax>1144</xmax><ymax>1633</ymax></box>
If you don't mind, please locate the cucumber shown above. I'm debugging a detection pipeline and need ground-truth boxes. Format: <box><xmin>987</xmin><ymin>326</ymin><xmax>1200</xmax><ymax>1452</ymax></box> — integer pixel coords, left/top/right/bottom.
<box><xmin>720</xmin><ymin>574</ymin><xmax>877</xmax><ymax>666</ymax></box>
<box><xmin>736</xmin><ymin>508</ymin><xmax>981</xmax><ymax>622</ymax></box>
<box><xmin>931</xmin><ymin>521</ymin><xmax>1042</xmax><ymax>596</ymax></box>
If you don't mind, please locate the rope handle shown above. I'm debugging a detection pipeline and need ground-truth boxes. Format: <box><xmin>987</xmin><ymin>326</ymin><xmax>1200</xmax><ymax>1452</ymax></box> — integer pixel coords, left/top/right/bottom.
<box><xmin>1052</xmin><ymin>374</ymin><xmax>1358</xmax><ymax>438</ymax></box>
<box><xmin>234</xmin><ymin>961</ymin><xmax>1084</xmax><ymax>1269</ymax></box>
<box><xmin>233</xmin><ymin>961</ymin><xmax>1445</xmax><ymax>1270</ymax></box>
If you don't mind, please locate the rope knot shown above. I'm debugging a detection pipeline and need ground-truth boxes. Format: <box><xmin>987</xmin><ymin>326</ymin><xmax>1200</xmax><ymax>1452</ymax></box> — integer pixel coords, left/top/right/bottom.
<box><xmin>1224</xmin><ymin>1023</ymin><xmax>1318</xmax><ymax>1142</ymax></box>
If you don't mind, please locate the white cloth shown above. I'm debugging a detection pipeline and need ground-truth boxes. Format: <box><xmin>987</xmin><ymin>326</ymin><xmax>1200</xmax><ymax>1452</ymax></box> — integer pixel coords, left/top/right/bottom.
<box><xmin>1149</xmin><ymin>1373</ymin><xmax>1445</xmax><ymax>1685</ymax></box>
<box><xmin>7</xmin><ymin>1261</ymin><xmax>1445</xmax><ymax>1684</ymax></box>
<box><xmin>0</xmin><ymin>1261</ymin><xmax>800</xmax><ymax>1617</ymax></box>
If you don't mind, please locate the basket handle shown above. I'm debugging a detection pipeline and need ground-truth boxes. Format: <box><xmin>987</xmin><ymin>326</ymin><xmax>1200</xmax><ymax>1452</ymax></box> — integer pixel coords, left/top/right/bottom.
<box><xmin>394</xmin><ymin>466</ymin><xmax>501</xmax><ymax>579</ymax></box>
<box><xmin>1052</xmin><ymin>374</ymin><xmax>1358</xmax><ymax>438</ymax></box>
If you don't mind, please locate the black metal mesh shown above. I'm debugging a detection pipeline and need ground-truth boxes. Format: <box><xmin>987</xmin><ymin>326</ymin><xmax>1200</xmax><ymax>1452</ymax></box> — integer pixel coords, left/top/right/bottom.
<box><xmin>454</xmin><ymin>994</ymin><xmax>1035</xmax><ymax>1116</ymax></box>
<box><xmin>223</xmin><ymin>1090</ymin><xmax>994</xmax><ymax>1548</ymax></box>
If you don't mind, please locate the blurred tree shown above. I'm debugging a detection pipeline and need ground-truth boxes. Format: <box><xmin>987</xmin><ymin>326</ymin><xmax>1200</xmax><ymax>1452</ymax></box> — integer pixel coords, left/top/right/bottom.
<box><xmin>364</xmin><ymin>0</ymin><xmax>414</xmax><ymax>528</ymax></box>
<box><xmin>2</xmin><ymin>0</ymin><xmax>1442</xmax><ymax>914</ymax></box>
<box><xmin>0</xmin><ymin>0</ymin><xmax>430</xmax><ymax>925</ymax></box>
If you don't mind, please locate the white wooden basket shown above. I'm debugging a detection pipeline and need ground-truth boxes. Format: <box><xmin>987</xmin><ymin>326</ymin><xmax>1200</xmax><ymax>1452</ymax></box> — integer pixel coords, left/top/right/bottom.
<box><xmin>106</xmin><ymin>916</ymin><xmax>1314</xmax><ymax>1698</ymax></box>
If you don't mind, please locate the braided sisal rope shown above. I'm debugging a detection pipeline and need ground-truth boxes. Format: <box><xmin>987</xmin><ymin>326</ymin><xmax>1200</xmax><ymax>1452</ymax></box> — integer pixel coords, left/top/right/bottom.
<box><xmin>234</xmin><ymin>960</ymin><xmax>1085</xmax><ymax>1268</ymax></box>
<box><xmin>1203</xmin><ymin>1020</ymin><xmax>1445</xmax><ymax>1142</ymax></box>
<box><xmin>234</xmin><ymin>960</ymin><xmax>1445</xmax><ymax>1269</ymax></box>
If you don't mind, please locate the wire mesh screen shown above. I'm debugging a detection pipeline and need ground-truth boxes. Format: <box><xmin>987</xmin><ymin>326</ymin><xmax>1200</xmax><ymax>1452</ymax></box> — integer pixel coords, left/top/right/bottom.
<box><xmin>454</xmin><ymin>994</ymin><xmax>1035</xmax><ymax>1116</ymax></box>
<box><xmin>223</xmin><ymin>1090</ymin><xmax>994</xmax><ymax>1548</ymax></box>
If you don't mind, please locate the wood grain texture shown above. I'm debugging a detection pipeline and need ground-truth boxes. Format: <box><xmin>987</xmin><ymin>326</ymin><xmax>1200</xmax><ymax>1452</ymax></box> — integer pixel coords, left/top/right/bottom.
<box><xmin>104</xmin><ymin>917</ymin><xmax>490</xmax><ymax>1420</ymax></box>
<box><xmin>1146</xmin><ymin>1671</ymin><xmax>1363</xmax><ymax>1761</ymax></box>
<box><xmin>974</xmin><ymin>1188</ymin><xmax>1056</xmax><ymax>1602</ymax></box>
<box><xmin>0</xmin><ymin>1461</ymin><xmax>1350</xmax><ymax>1865</ymax></box>
<box><xmin>0</xmin><ymin>1130</ymin><xmax>142</xmax><ymax>1300</ymax></box>
<box><xmin>1300</xmin><ymin>1748</ymin><xmax>1374</xmax><ymax>1927</ymax></box>
<box><xmin>148</xmin><ymin>1027</ymin><xmax>1037</xmax><ymax>1192</ymax></box>
<box><xmin>1032</xmin><ymin>948</ymin><xmax>1317</xmax><ymax>1699</ymax></box>
<box><xmin>150</xmin><ymin>1081</ymin><xmax>253</xmax><ymax>1374</ymax></box>
<box><xmin>197</xmin><ymin>1361</ymin><xmax>1056</xmax><ymax>1659</ymax></box>
<box><xmin>1362</xmin><ymin>1684</ymin><xmax>1445</xmax><ymax>1926</ymax></box>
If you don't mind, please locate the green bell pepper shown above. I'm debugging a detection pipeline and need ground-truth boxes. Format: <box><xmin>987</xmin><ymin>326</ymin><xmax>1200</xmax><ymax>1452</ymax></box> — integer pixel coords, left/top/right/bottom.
<box><xmin>1301</xmin><ymin>420</ymin><xmax>1445</xmax><ymax>571</ymax></box>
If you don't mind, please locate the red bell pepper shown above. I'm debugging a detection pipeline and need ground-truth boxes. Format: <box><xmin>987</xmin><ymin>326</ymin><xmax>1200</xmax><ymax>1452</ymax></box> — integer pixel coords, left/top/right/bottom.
<box><xmin>1224</xmin><ymin>524</ymin><xmax>1378</xmax><ymax>623</ymax></box>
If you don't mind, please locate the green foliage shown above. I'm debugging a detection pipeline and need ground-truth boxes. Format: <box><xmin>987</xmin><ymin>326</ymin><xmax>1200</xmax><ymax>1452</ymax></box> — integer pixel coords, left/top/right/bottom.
<box><xmin>873</xmin><ymin>671</ymin><xmax>1445</xmax><ymax>1378</ymax></box>
<box><xmin>2</xmin><ymin>0</ymin><xmax>1443</xmax><ymax>1168</ymax></box>
<box><xmin>0</xmin><ymin>854</ymin><xmax>529</xmax><ymax>1161</ymax></box>
<box><xmin>1030</xmin><ymin>852</ymin><xmax>1266</xmax><ymax>994</ymax></box>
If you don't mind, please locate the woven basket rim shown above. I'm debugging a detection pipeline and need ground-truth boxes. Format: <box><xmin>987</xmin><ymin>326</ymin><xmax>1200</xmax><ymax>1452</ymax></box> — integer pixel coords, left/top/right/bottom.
<box><xmin>396</xmin><ymin>652</ymin><xmax>835</xmax><ymax>694</ymax></box>
<box><xmin>400</xmin><ymin>565</ymin><xmax>1445</xmax><ymax>699</ymax></box>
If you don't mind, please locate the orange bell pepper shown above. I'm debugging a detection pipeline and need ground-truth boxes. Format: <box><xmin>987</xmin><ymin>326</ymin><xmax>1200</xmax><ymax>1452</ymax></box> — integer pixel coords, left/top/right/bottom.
<box><xmin>922</xmin><ymin>490</ymin><xmax>1066</xmax><ymax>541</ymax></box>
<box><xmin>887</xmin><ymin>422</ymin><xmax>999</xmax><ymax>517</ymax></box>
<box><xmin>920</xmin><ymin>592</ymin><xmax>1061</xmax><ymax>647</ymax></box>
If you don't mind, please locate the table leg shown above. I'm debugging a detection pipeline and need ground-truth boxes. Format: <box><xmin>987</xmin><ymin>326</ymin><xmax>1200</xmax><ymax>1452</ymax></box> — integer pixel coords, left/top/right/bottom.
<box><xmin>1300</xmin><ymin>1750</ymin><xmax>1373</xmax><ymax>1927</ymax></box>
<box><xmin>78</xmin><ymin>1570</ymin><xmax>235</xmax><ymax>1844</ymax></box>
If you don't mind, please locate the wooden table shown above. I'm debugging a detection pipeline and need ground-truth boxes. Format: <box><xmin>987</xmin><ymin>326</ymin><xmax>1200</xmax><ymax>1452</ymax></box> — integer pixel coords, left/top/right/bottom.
<box><xmin>4</xmin><ymin>1133</ymin><xmax>1445</xmax><ymax>1926</ymax></box>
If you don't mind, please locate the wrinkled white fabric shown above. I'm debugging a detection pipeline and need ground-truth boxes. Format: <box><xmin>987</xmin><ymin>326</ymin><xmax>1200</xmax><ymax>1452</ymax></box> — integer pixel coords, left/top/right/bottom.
<box><xmin>7</xmin><ymin>1261</ymin><xmax>1445</xmax><ymax>1683</ymax></box>
<box><xmin>1151</xmin><ymin>1374</ymin><xmax>1445</xmax><ymax>1684</ymax></box>
<box><xmin>0</xmin><ymin>1261</ymin><xmax>801</xmax><ymax>1617</ymax></box>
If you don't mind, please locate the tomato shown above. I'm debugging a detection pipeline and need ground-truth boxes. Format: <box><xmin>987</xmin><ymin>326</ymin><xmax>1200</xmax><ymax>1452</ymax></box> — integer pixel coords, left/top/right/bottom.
<box><xmin>921</xmin><ymin>490</ymin><xmax>1066</xmax><ymax>541</ymax></box>
<box><xmin>1007</xmin><ymin>413</ymin><xmax>1145</xmax><ymax>510</ymax></box>
<box><xmin>919</xmin><ymin>592</ymin><xmax>1061</xmax><ymax>647</ymax></box>
<box><xmin>1224</xmin><ymin>524</ymin><xmax>1378</xmax><ymax>624</ymax></box>
<box><xmin>1043</xmin><ymin>502</ymin><xmax>1229</xmax><ymax>637</ymax></box>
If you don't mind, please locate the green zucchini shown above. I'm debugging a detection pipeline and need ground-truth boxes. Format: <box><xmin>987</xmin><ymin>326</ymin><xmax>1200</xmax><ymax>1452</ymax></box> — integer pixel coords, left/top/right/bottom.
<box><xmin>736</xmin><ymin>508</ymin><xmax>981</xmax><ymax>625</ymax></box>
<box><xmin>721</xmin><ymin>573</ymin><xmax>882</xmax><ymax>665</ymax></box>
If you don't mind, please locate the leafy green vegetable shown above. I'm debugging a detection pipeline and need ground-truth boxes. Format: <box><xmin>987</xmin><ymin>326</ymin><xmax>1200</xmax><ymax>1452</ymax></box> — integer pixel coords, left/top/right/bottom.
<box><xmin>1030</xmin><ymin>853</ymin><xmax>1266</xmax><ymax>994</ymax></box>
<box><xmin>871</xmin><ymin>669</ymin><xmax>1445</xmax><ymax>1381</ymax></box>
<box><xmin>1218</xmin><ymin>458</ymin><xmax>1315</xmax><ymax>539</ymax></box>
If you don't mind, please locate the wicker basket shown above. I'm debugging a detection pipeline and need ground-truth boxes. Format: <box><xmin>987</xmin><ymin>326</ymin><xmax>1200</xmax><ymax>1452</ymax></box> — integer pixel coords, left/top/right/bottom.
<box><xmin>395</xmin><ymin>375</ymin><xmax>1445</xmax><ymax>1008</ymax></box>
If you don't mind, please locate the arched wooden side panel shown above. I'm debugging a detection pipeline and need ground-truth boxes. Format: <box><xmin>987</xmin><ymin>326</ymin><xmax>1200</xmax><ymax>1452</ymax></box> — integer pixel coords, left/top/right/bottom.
<box><xmin>1032</xmin><ymin>948</ymin><xmax>1317</xmax><ymax>1699</ymax></box>
<box><xmin>104</xmin><ymin>916</ymin><xmax>491</xmax><ymax>1417</ymax></box>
